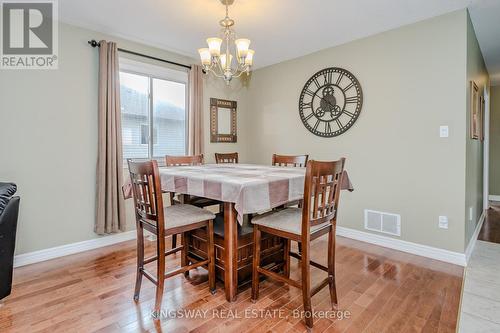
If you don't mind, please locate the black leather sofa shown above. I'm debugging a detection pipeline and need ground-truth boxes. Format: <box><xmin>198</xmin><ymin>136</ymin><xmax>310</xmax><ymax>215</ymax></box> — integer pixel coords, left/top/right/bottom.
<box><xmin>0</xmin><ymin>183</ymin><xmax>20</xmax><ymax>300</ymax></box>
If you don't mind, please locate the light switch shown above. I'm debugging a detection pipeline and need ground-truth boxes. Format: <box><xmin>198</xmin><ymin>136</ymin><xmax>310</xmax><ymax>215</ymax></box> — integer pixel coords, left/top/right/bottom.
<box><xmin>439</xmin><ymin>216</ymin><xmax>448</xmax><ymax>229</ymax></box>
<box><xmin>440</xmin><ymin>126</ymin><xmax>449</xmax><ymax>138</ymax></box>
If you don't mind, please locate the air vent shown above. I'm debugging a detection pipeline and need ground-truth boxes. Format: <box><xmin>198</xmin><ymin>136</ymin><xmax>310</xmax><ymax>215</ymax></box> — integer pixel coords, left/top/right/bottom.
<box><xmin>364</xmin><ymin>209</ymin><xmax>401</xmax><ymax>236</ymax></box>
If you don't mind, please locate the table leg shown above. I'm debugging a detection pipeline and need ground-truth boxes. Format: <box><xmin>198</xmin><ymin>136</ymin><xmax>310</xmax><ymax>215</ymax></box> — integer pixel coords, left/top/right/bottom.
<box><xmin>223</xmin><ymin>202</ymin><xmax>238</xmax><ymax>302</ymax></box>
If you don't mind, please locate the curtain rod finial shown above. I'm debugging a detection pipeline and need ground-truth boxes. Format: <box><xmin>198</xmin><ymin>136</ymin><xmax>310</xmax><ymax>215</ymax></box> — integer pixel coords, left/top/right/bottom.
<box><xmin>88</xmin><ymin>40</ymin><xmax>100</xmax><ymax>48</ymax></box>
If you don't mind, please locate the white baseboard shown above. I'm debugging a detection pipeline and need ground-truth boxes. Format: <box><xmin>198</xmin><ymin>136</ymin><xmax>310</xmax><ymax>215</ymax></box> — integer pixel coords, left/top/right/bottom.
<box><xmin>336</xmin><ymin>226</ymin><xmax>467</xmax><ymax>266</ymax></box>
<box><xmin>489</xmin><ymin>195</ymin><xmax>500</xmax><ymax>202</ymax></box>
<box><xmin>14</xmin><ymin>223</ymin><xmax>476</xmax><ymax>268</ymax></box>
<box><xmin>465</xmin><ymin>211</ymin><xmax>486</xmax><ymax>263</ymax></box>
<box><xmin>13</xmin><ymin>230</ymin><xmax>137</xmax><ymax>268</ymax></box>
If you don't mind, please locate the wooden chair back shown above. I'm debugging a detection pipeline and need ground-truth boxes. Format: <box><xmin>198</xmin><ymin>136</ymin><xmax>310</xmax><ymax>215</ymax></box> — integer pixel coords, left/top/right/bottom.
<box><xmin>302</xmin><ymin>159</ymin><xmax>345</xmax><ymax>230</ymax></box>
<box><xmin>272</xmin><ymin>154</ymin><xmax>309</xmax><ymax>167</ymax></box>
<box><xmin>215</xmin><ymin>152</ymin><xmax>239</xmax><ymax>164</ymax></box>
<box><xmin>127</xmin><ymin>159</ymin><xmax>165</xmax><ymax>235</ymax></box>
<box><xmin>165</xmin><ymin>154</ymin><xmax>204</xmax><ymax>166</ymax></box>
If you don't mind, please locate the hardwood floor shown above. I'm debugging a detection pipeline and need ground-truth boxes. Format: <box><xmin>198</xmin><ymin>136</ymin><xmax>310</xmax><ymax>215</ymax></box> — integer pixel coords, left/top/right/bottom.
<box><xmin>0</xmin><ymin>235</ymin><xmax>463</xmax><ymax>333</ymax></box>
<box><xmin>478</xmin><ymin>203</ymin><xmax>500</xmax><ymax>243</ymax></box>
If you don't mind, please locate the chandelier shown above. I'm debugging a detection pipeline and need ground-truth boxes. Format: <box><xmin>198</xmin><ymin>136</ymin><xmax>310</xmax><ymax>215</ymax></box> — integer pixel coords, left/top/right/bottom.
<box><xmin>198</xmin><ymin>0</ymin><xmax>254</xmax><ymax>85</ymax></box>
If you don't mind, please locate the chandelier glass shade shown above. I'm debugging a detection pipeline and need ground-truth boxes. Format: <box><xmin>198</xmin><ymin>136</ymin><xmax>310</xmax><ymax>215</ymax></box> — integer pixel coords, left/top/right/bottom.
<box><xmin>198</xmin><ymin>0</ymin><xmax>254</xmax><ymax>84</ymax></box>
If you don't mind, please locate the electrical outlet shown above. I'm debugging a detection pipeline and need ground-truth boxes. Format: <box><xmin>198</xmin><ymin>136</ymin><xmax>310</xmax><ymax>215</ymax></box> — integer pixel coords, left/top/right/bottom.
<box><xmin>439</xmin><ymin>216</ymin><xmax>448</xmax><ymax>229</ymax></box>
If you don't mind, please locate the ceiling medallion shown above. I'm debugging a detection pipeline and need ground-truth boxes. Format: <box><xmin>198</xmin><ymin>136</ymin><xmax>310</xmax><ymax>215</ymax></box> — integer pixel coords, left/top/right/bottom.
<box><xmin>198</xmin><ymin>0</ymin><xmax>255</xmax><ymax>85</ymax></box>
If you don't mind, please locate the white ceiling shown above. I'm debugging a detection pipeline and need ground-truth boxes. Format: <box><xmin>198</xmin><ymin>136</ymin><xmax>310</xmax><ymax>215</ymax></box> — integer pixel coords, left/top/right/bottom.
<box><xmin>60</xmin><ymin>0</ymin><xmax>500</xmax><ymax>82</ymax></box>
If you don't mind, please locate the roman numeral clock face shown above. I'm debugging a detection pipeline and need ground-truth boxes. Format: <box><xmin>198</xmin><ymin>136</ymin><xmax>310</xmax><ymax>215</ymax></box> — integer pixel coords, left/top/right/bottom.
<box><xmin>299</xmin><ymin>67</ymin><xmax>363</xmax><ymax>137</ymax></box>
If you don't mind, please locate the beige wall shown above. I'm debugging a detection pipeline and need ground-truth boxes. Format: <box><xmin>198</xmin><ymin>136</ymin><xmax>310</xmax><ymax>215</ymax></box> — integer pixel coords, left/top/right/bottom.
<box><xmin>465</xmin><ymin>12</ymin><xmax>489</xmax><ymax>248</ymax></box>
<box><xmin>490</xmin><ymin>86</ymin><xmax>500</xmax><ymax>195</ymax></box>
<box><xmin>1</xmin><ymin>10</ymin><xmax>487</xmax><ymax>256</ymax></box>
<box><xmin>202</xmin><ymin>76</ymin><xmax>250</xmax><ymax>164</ymax></box>
<box><xmin>0</xmin><ymin>22</ymin><xmax>246</xmax><ymax>254</ymax></box>
<box><xmin>245</xmin><ymin>10</ymin><xmax>469</xmax><ymax>252</ymax></box>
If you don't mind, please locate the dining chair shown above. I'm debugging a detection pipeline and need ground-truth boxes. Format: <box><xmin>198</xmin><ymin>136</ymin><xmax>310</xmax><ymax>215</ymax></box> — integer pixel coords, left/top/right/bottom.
<box><xmin>251</xmin><ymin>158</ymin><xmax>346</xmax><ymax>329</ymax></box>
<box><xmin>272</xmin><ymin>154</ymin><xmax>309</xmax><ymax>167</ymax></box>
<box><xmin>166</xmin><ymin>154</ymin><xmax>204</xmax><ymax>166</ymax></box>
<box><xmin>272</xmin><ymin>154</ymin><xmax>309</xmax><ymax>253</ymax></box>
<box><xmin>215</xmin><ymin>152</ymin><xmax>239</xmax><ymax>164</ymax></box>
<box><xmin>271</xmin><ymin>154</ymin><xmax>308</xmax><ymax>205</ymax></box>
<box><xmin>128</xmin><ymin>159</ymin><xmax>216</xmax><ymax>317</ymax></box>
<box><xmin>166</xmin><ymin>154</ymin><xmax>221</xmax><ymax>248</ymax></box>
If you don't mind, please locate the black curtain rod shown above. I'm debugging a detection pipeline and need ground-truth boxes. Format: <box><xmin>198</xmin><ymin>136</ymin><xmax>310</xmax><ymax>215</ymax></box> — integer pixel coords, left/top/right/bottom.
<box><xmin>88</xmin><ymin>40</ymin><xmax>192</xmax><ymax>70</ymax></box>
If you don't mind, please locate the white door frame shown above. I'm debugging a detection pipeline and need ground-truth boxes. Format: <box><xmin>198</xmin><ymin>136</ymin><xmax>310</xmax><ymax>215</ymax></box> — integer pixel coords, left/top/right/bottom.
<box><xmin>483</xmin><ymin>86</ymin><xmax>490</xmax><ymax>210</ymax></box>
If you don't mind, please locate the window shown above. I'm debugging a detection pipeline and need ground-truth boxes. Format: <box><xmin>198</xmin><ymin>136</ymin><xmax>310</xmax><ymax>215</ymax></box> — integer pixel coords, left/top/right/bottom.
<box><xmin>119</xmin><ymin>59</ymin><xmax>188</xmax><ymax>162</ymax></box>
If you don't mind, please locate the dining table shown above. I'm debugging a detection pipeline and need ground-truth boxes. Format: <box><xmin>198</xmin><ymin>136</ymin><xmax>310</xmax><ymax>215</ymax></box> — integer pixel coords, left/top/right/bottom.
<box><xmin>123</xmin><ymin>163</ymin><xmax>353</xmax><ymax>302</ymax></box>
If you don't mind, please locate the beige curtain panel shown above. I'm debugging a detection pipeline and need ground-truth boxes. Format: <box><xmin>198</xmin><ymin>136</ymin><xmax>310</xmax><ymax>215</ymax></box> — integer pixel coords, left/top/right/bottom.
<box><xmin>95</xmin><ymin>40</ymin><xmax>126</xmax><ymax>234</ymax></box>
<box><xmin>188</xmin><ymin>65</ymin><xmax>204</xmax><ymax>155</ymax></box>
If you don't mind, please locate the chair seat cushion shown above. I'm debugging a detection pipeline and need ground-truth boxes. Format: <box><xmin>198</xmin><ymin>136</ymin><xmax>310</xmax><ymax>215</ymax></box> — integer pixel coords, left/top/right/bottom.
<box><xmin>251</xmin><ymin>207</ymin><xmax>330</xmax><ymax>235</ymax></box>
<box><xmin>165</xmin><ymin>204</ymin><xmax>216</xmax><ymax>230</ymax></box>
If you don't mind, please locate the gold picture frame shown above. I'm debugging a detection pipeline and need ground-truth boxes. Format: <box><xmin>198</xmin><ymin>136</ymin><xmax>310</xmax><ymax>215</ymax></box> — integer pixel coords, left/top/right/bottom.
<box><xmin>470</xmin><ymin>81</ymin><xmax>480</xmax><ymax>140</ymax></box>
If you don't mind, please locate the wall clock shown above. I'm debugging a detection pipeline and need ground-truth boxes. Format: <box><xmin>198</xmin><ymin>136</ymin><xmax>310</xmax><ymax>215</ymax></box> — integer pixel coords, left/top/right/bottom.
<box><xmin>299</xmin><ymin>67</ymin><xmax>363</xmax><ymax>137</ymax></box>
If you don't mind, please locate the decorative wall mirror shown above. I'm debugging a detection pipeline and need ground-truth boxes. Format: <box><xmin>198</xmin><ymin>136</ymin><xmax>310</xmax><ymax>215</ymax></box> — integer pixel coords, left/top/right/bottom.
<box><xmin>210</xmin><ymin>98</ymin><xmax>237</xmax><ymax>143</ymax></box>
